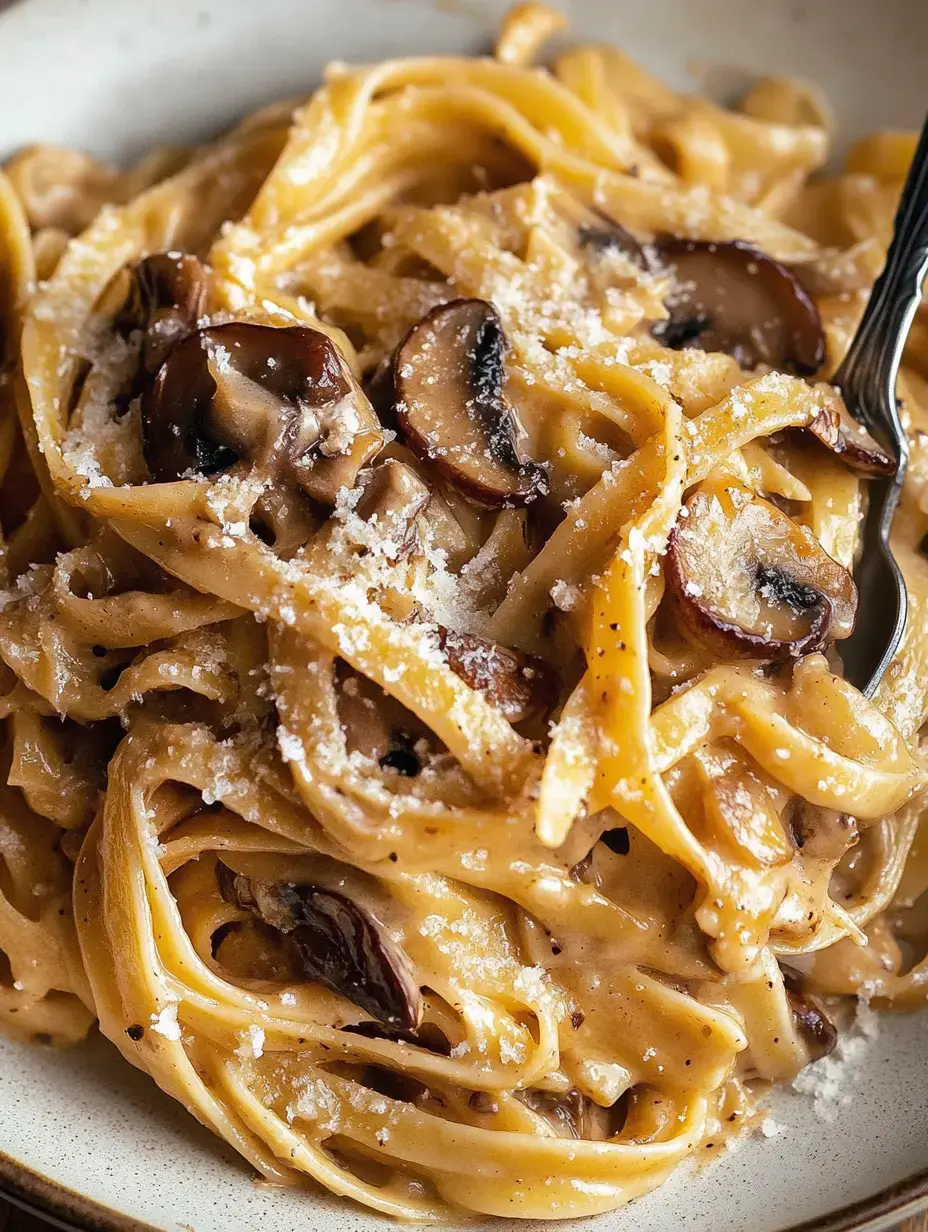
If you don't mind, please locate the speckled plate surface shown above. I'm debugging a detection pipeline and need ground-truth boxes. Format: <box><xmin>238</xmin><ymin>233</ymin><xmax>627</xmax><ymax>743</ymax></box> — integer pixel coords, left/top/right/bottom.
<box><xmin>0</xmin><ymin>0</ymin><xmax>927</xmax><ymax>1229</ymax></box>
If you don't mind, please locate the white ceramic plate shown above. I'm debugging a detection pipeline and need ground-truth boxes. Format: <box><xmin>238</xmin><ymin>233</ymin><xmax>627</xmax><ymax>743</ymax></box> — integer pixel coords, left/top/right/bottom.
<box><xmin>0</xmin><ymin>0</ymin><xmax>927</xmax><ymax>1229</ymax></box>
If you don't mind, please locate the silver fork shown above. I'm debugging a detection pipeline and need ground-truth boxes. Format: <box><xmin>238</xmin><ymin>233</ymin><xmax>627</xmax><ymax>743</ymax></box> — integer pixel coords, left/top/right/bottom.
<box><xmin>834</xmin><ymin>113</ymin><xmax>928</xmax><ymax>697</ymax></box>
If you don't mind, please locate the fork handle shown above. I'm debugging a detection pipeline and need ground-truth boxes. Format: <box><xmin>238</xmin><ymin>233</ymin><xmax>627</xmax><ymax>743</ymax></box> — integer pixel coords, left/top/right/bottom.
<box><xmin>833</xmin><ymin>112</ymin><xmax>928</xmax><ymax>459</ymax></box>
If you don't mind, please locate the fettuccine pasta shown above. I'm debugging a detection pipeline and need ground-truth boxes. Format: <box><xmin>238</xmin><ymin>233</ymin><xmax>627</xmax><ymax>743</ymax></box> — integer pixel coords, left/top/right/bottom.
<box><xmin>1</xmin><ymin>5</ymin><xmax>927</xmax><ymax>1220</ymax></box>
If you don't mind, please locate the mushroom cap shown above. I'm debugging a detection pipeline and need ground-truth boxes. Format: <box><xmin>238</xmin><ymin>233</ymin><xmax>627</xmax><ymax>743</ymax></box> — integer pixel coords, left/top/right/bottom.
<box><xmin>354</xmin><ymin>459</ymin><xmax>431</xmax><ymax>559</ymax></box>
<box><xmin>576</xmin><ymin>208</ymin><xmax>658</xmax><ymax>273</ymax></box>
<box><xmin>780</xmin><ymin>965</ymin><xmax>838</xmax><ymax>1061</ymax></box>
<box><xmin>395</xmin><ymin>298</ymin><xmax>548</xmax><ymax>507</ymax></box>
<box><xmin>666</xmin><ymin>483</ymin><xmax>857</xmax><ymax>660</ymax></box>
<box><xmin>653</xmin><ymin>238</ymin><xmax>825</xmax><ymax>375</ymax></box>
<box><xmin>141</xmin><ymin>321</ymin><xmax>384</xmax><ymax>500</ymax></box>
<box><xmin>217</xmin><ymin>862</ymin><xmax>421</xmax><ymax>1029</ymax></box>
<box><xmin>437</xmin><ymin>626</ymin><xmax>558</xmax><ymax>723</ymax></box>
<box><xmin>141</xmin><ymin>328</ymin><xmax>236</xmax><ymax>480</ymax></box>
<box><xmin>94</xmin><ymin>251</ymin><xmax>209</xmax><ymax>404</ymax></box>
<box><xmin>805</xmin><ymin>388</ymin><xmax>897</xmax><ymax>477</ymax></box>
<box><xmin>784</xmin><ymin>798</ymin><xmax>858</xmax><ymax>862</ymax></box>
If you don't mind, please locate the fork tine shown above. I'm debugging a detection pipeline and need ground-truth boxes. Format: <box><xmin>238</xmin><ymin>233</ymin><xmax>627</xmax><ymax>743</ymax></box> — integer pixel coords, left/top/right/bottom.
<box><xmin>832</xmin><ymin>112</ymin><xmax>928</xmax><ymax>694</ymax></box>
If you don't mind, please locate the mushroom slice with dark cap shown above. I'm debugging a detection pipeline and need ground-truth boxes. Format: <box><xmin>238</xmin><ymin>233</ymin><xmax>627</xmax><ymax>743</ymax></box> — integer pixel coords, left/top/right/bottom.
<box><xmin>354</xmin><ymin>459</ymin><xmax>431</xmax><ymax>558</ymax></box>
<box><xmin>94</xmin><ymin>252</ymin><xmax>208</xmax><ymax>404</ymax></box>
<box><xmin>141</xmin><ymin>322</ymin><xmax>384</xmax><ymax>501</ymax></box>
<box><xmin>216</xmin><ymin>862</ymin><xmax>421</xmax><ymax>1029</ymax></box>
<box><xmin>573</xmin><ymin>202</ymin><xmax>659</xmax><ymax>274</ymax></box>
<box><xmin>784</xmin><ymin>798</ymin><xmax>858</xmax><ymax>862</ymax></box>
<box><xmin>341</xmin><ymin>1019</ymin><xmax>453</xmax><ymax>1055</ymax></box>
<box><xmin>578</xmin><ymin>214</ymin><xmax>655</xmax><ymax>270</ymax></box>
<box><xmin>804</xmin><ymin>388</ymin><xmax>897</xmax><ymax>477</ymax></box>
<box><xmin>780</xmin><ymin>964</ymin><xmax>838</xmax><ymax>1061</ymax></box>
<box><xmin>665</xmin><ymin>483</ymin><xmax>857</xmax><ymax>660</ymax></box>
<box><xmin>651</xmin><ymin>238</ymin><xmax>825</xmax><ymax>375</ymax></box>
<box><xmin>436</xmin><ymin>626</ymin><xmax>558</xmax><ymax>723</ymax></box>
<box><xmin>362</xmin><ymin>356</ymin><xmax>399</xmax><ymax>430</ymax></box>
<box><xmin>395</xmin><ymin>299</ymin><xmax>548</xmax><ymax>507</ymax></box>
<box><xmin>539</xmin><ymin>182</ymin><xmax>657</xmax><ymax>273</ymax></box>
<box><xmin>141</xmin><ymin>328</ymin><xmax>237</xmax><ymax>480</ymax></box>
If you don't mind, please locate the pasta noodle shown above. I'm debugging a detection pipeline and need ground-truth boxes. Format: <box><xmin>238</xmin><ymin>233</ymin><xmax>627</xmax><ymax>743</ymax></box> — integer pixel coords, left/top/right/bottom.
<box><xmin>1</xmin><ymin>4</ymin><xmax>927</xmax><ymax>1219</ymax></box>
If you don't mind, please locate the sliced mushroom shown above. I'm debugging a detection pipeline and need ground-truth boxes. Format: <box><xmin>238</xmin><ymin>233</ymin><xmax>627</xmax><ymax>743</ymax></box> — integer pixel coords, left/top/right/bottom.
<box><xmin>140</xmin><ymin>329</ymin><xmax>236</xmax><ymax>480</ymax></box>
<box><xmin>652</xmin><ymin>238</ymin><xmax>825</xmax><ymax>375</ymax></box>
<box><xmin>784</xmin><ymin>798</ymin><xmax>858</xmax><ymax>862</ymax></box>
<box><xmin>141</xmin><ymin>322</ymin><xmax>384</xmax><ymax>500</ymax></box>
<box><xmin>395</xmin><ymin>299</ymin><xmax>548</xmax><ymax>507</ymax></box>
<box><xmin>354</xmin><ymin>459</ymin><xmax>430</xmax><ymax>558</ymax></box>
<box><xmin>600</xmin><ymin>826</ymin><xmax>630</xmax><ymax>855</ymax></box>
<box><xmin>666</xmin><ymin>483</ymin><xmax>857</xmax><ymax>660</ymax></box>
<box><xmin>517</xmin><ymin>1088</ymin><xmax>584</xmax><ymax>1138</ymax></box>
<box><xmin>544</xmin><ymin>186</ymin><xmax>656</xmax><ymax>274</ymax></box>
<box><xmin>95</xmin><ymin>252</ymin><xmax>208</xmax><ymax>390</ymax></box>
<box><xmin>517</xmin><ymin>1087</ymin><xmax>627</xmax><ymax>1141</ymax></box>
<box><xmin>437</xmin><ymin>626</ymin><xmax>558</xmax><ymax>723</ymax></box>
<box><xmin>378</xmin><ymin>730</ymin><xmax>422</xmax><ymax>778</ymax></box>
<box><xmin>804</xmin><ymin>389</ymin><xmax>896</xmax><ymax>477</ymax></box>
<box><xmin>577</xmin><ymin>208</ymin><xmax>657</xmax><ymax>273</ymax></box>
<box><xmin>780</xmin><ymin>965</ymin><xmax>838</xmax><ymax>1061</ymax></box>
<box><xmin>362</xmin><ymin>356</ymin><xmax>399</xmax><ymax>429</ymax></box>
<box><xmin>91</xmin><ymin>253</ymin><xmax>208</xmax><ymax>416</ymax></box>
<box><xmin>341</xmin><ymin>1019</ymin><xmax>452</xmax><ymax>1055</ymax></box>
<box><xmin>217</xmin><ymin>861</ymin><xmax>421</xmax><ymax>1028</ymax></box>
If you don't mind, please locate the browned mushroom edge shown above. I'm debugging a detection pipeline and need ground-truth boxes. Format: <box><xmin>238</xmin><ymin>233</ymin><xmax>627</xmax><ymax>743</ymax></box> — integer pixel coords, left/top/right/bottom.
<box><xmin>517</xmin><ymin>1087</ymin><xmax>629</xmax><ymax>1140</ymax></box>
<box><xmin>94</xmin><ymin>252</ymin><xmax>208</xmax><ymax>407</ymax></box>
<box><xmin>354</xmin><ymin>458</ymin><xmax>430</xmax><ymax>558</ymax></box>
<box><xmin>600</xmin><ymin>826</ymin><xmax>630</xmax><ymax>855</ymax></box>
<box><xmin>353</xmin><ymin>458</ymin><xmax>558</xmax><ymax>724</ymax></box>
<box><xmin>340</xmin><ymin>1018</ymin><xmax>452</xmax><ymax>1055</ymax></box>
<box><xmin>650</xmin><ymin>238</ymin><xmax>825</xmax><ymax>376</ymax></box>
<box><xmin>780</xmin><ymin>964</ymin><xmax>839</xmax><ymax>1061</ymax></box>
<box><xmin>665</xmin><ymin>483</ymin><xmax>857</xmax><ymax>661</ymax></box>
<box><xmin>378</xmin><ymin>730</ymin><xmax>423</xmax><ymax>778</ymax></box>
<box><xmin>802</xmin><ymin>390</ymin><xmax>897</xmax><ymax>477</ymax></box>
<box><xmin>362</xmin><ymin>355</ymin><xmax>400</xmax><ymax>430</ymax></box>
<box><xmin>783</xmin><ymin>798</ymin><xmax>859</xmax><ymax>862</ymax></box>
<box><xmin>141</xmin><ymin>322</ymin><xmax>384</xmax><ymax>502</ymax></box>
<box><xmin>577</xmin><ymin>207</ymin><xmax>658</xmax><ymax>273</ymax></box>
<box><xmin>395</xmin><ymin>298</ymin><xmax>549</xmax><ymax>507</ymax></box>
<box><xmin>435</xmin><ymin>626</ymin><xmax>558</xmax><ymax>723</ymax></box>
<box><xmin>216</xmin><ymin>861</ymin><xmax>421</xmax><ymax>1028</ymax></box>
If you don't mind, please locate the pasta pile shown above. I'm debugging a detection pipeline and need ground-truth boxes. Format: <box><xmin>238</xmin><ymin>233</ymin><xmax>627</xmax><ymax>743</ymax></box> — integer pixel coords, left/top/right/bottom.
<box><xmin>1</xmin><ymin>4</ymin><xmax>927</xmax><ymax>1219</ymax></box>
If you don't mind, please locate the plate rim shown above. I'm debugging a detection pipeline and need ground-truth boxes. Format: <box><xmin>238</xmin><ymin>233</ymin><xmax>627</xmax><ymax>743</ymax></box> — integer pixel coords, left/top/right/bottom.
<box><xmin>3</xmin><ymin>1146</ymin><xmax>928</xmax><ymax>1232</ymax></box>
